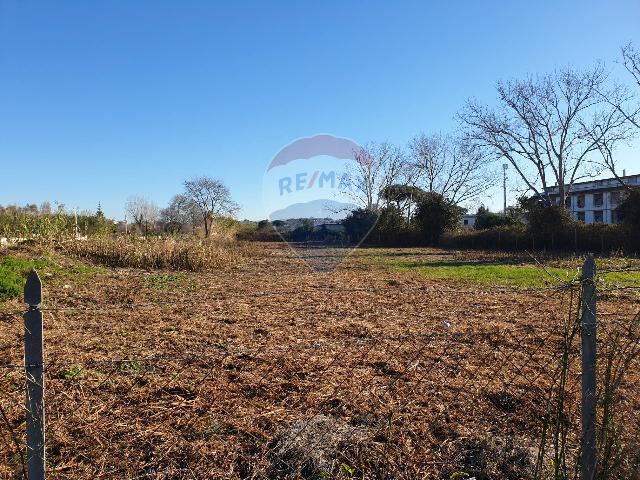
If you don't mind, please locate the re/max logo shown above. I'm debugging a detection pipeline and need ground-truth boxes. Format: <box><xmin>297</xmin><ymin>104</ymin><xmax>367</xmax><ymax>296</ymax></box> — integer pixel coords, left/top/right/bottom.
<box><xmin>279</xmin><ymin>170</ymin><xmax>350</xmax><ymax>195</ymax></box>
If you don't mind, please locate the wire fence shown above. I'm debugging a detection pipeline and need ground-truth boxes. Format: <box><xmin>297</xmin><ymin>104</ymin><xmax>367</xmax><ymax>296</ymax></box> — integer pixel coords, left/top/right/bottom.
<box><xmin>0</xmin><ymin>259</ymin><xmax>639</xmax><ymax>479</ymax></box>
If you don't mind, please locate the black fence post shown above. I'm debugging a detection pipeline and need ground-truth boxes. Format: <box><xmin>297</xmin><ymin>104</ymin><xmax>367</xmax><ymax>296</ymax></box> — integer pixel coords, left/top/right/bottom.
<box><xmin>24</xmin><ymin>269</ymin><xmax>45</xmax><ymax>480</ymax></box>
<box><xmin>580</xmin><ymin>255</ymin><xmax>597</xmax><ymax>480</ymax></box>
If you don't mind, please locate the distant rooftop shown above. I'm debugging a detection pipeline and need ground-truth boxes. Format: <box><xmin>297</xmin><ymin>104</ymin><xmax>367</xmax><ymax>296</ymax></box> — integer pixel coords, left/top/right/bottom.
<box><xmin>546</xmin><ymin>173</ymin><xmax>639</xmax><ymax>195</ymax></box>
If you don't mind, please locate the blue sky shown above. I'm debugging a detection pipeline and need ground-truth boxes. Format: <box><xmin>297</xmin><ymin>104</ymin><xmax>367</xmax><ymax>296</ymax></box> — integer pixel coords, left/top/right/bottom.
<box><xmin>1</xmin><ymin>0</ymin><xmax>639</xmax><ymax>220</ymax></box>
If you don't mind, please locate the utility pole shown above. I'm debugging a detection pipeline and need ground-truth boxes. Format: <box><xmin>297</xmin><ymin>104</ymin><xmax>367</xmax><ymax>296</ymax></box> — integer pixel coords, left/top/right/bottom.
<box><xmin>502</xmin><ymin>164</ymin><xmax>509</xmax><ymax>215</ymax></box>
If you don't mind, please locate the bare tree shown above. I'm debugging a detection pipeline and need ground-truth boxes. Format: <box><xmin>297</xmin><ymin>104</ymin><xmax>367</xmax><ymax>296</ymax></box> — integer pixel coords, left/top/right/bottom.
<box><xmin>183</xmin><ymin>176</ymin><xmax>239</xmax><ymax>237</ymax></box>
<box><xmin>345</xmin><ymin>142</ymin><xmax>414</xmax><ymax>211</ymax></box>
<box><xmin>160</xmin><ymin>195</ymin><xmax>200</xmax><ymax>233</ymax></box>
<box><xmin>125</xmin><ymin>196</ymin><xmax>159</xmax><ymax>234</ymax></box>
<box><xmin>408</xmin><ymin>133</ymin><xmax>495</xmax><ymax>205</ymax></box>
<box><xmin>460</xmin><ymin>64</ymin><xmax>630</xmax><ymax>207</ymax></box>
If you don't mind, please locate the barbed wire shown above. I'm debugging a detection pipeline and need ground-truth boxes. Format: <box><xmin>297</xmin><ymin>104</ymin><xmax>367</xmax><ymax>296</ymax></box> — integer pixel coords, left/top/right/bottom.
<box><xmin>0</xmin><ymin>284</ymin><xmax>591</xmax><ymax>316</ymax></box>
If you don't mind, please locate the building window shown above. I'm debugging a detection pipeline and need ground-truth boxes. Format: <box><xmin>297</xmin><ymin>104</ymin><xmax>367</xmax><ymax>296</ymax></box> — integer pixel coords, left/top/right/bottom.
<box><xmin>612</xmin><ymin>209</ymin><xmax>620</xmax><ymax>224</ymax></box>
<box><xmin>593</xmin><ymin>210</ymin><xmax>604</xmax><ymax>223</ymax></box>
<box><xmin>577</xmin><ymin>212</ymin><xmax>585</xmax><ymax>222</ymax></box>
<box><xmin>577</xmin><ymin>194</ymin><xmax>585</xmax><ymax>208</ymax></box>
<box><xmin>610</xmin><ymin>191</ymin><xmax>622</xmax><ymax>205</ymax></box>
<box><xmin>565</xmin><ymin>196</ymin><xmax>572</xmax><ymax>208</ymax></box>
<box><xmin>463</xmin><ymin>219</ymin><xmax>469</xmax><ymax>225</ymax></box>
<box><xmin>594</xmin><ymin>193</ymin><xmax>603</xmax><ymax>208</ymax></box>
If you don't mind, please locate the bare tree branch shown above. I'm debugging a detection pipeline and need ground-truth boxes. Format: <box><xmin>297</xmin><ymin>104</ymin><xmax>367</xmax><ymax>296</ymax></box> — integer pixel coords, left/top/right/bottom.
<box><xmin>161</xmin><ymin>195</ymin><xmax>201</xmax><ymax>233</ymax></box>
<box><xmin>344</xmin><ymin>142</ymin><xmax>414</xmax><ymax>211</ymax></box>
<box><xmin>459</xmin><ymin>64</ymin><xmax>630</xmax><ymax>206</ymax></box>
<box><xmin>408</xmin><ymin>133</ymin><xmax>495</xmax><ymax>206</ymax></box>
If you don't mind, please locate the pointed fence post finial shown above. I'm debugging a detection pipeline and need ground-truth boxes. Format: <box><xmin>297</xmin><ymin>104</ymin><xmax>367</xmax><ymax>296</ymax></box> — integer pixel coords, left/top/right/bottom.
<box><xmin>23</xmin><ymin>267</ymin><xmax>46</xmax><ymax>479</ymax></box>
<box><xmin>24</xmin><ymin>269</ymin><xmax>42</xmax><ymax>307</ymax></box>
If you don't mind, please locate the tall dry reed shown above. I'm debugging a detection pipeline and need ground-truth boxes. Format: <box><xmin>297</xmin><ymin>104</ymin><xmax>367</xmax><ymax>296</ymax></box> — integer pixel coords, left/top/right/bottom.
<box><xmin>60</xmin><ymin>236</ymin><xmax>248</xmax><ymax>270</ymax></box>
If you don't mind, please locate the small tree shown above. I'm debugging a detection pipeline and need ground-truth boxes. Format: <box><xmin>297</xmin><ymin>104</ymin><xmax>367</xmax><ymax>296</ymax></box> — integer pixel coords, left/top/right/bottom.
<box><xmin>183</xmin><ymin>177</ymin><xmax>239</xmax><ymax>237</ymax></box>
<box><xmin>413</xmin><ymin>192</ymin><xmax>461</xmax><ymax>245</ymax></box>
<box><xmin>161</xmin><ymin>195</ymin><xmax>200</xmax><ymax>234</ymax></box>
<box><xmin>254</xmin><ymin>220</ymin><xmax>281</xmax><ymax>241</ymax></box>
<box><xmin>520</xmin><ymin>196</ymin><xmax>574</xmax><ymax>234</ymax></box>
<box><xmin>125</xmin><ymin>196</ymin><xmax>159</xmax><ymax>235</ymax></box>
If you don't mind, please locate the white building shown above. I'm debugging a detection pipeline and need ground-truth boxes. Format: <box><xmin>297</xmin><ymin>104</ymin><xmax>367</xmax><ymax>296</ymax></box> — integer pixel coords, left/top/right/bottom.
<box><xmin>460</xmin><ymin>214</ymin><xmax>477</xmax><ymax>229</ymax></box>
<box><xmin>546</xmin><ymin>174</ymin><xmax>639</xmax><ymax>224</ymax></box>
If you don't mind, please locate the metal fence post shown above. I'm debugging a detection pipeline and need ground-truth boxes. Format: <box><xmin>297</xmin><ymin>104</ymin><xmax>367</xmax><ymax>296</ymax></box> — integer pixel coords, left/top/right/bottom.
<box><xmin>24</xmin><ymin>269</ymin><xmax>45</xmax><ymax>480</ymax></box>
<box><xmin>580</xmin><ymin>255</ymin><xmax>597</xmax><ymax>480</ymax></box>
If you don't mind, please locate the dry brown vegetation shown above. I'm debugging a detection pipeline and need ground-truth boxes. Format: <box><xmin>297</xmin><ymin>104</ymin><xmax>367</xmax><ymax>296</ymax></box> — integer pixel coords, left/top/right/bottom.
<box><xmin>0</xmin><ymin>244</ymin><xmax>638</xmax><ymax>479</ymax></box>
<box><xmin>58</xmin><ymin>236</ymin><xmax>255</xmax><ymax>271</ymax></box>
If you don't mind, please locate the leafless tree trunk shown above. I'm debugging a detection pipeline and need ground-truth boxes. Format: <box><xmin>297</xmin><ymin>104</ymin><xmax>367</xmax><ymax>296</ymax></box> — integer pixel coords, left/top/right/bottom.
<box><xmin>408</xmin><ymin>133</ymin><xmax>495</xmax><ymax>205</ymax></box>
<box><xmin>460</xmin><ymin>64</ymin><xmax>629</xmax><ymax>207</ymax></box>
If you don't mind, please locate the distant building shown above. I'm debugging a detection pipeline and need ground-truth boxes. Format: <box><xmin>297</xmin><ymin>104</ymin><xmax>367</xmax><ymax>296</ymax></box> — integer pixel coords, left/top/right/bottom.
<box><xmin>460</xmin><ymin>214</ymin><xmax>476</xmax><ymax>229</ymax></box>
<box><xmin>545</xmin><ymin>174</ymin><xmax>639</xmax><ymax>224</ymax></box>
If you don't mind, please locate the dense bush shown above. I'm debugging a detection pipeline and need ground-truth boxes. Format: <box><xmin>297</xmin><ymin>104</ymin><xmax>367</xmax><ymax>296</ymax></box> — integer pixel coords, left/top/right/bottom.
<box><xmin>363</xmin><ymin>207</ymin><xmax>422</xmax><ymax>246</ymax></box>
<box><xmin>475</xmin><ymin>207</ymin><xmax>521</xmax><ymax>230</ymax></box>
<box><xmin>288</xmin><ymin>219</ymin><xmax>315</xmax><ymax>242</ymax></box>
<box><xmin>342</xmin><ymin>196</ymin><xmax>461</xmax><ymax>247</ymax></box>
<box><xmin>341</xmin><ymin>207</ymin><xmax>424</xmax><ymax>246</ymax></box>
<box><xmin>236</xmin><ymin>220</ymin><xmax>283</xmax><ymax>242</ymax></box>
<box><xmin>445</xmin><ymin>195</ymin><xmax>640</xmax><ymax>254</ymax></box>
<box><xmin>617</xmin><ymin>188</ymin><xmax>640</xmax><ymax>230</ymax></box>
<box><xmin>524</xmin><ymin>201</ymin><xmax>574</xmax><ymax>235</ymax></box>
<box><xmin>343</xmin><ymin>209</ymin><xmax>379</xmax><ymax>244</ymax></box>
<box><xmin>413</xmin><ymin>192</ymin><xmax>462</xmax><ymax>245</ymax></box>
<box><xmin>442</xmin><ymin>223</ymin><xmax>640</xmax><ymax>254</ymax></box>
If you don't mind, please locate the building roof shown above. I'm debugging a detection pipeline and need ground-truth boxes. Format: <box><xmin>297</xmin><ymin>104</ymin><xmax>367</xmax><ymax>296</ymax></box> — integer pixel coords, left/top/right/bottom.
<box><xmin>545</xmin><ymin>174</ymin><xmax>639</xmax><ymax>196</ymax></box>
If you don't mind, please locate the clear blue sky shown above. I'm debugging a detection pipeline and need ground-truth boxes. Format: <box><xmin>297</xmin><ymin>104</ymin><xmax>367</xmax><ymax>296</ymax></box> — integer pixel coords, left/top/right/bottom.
<box><xmin>1</xmin><ymin>0</ymin><xmax>639</xmax><ymax>220</ymax></box>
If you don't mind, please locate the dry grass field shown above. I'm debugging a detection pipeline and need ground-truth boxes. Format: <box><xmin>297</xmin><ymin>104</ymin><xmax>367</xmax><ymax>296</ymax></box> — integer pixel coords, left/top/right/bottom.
<box><xmin>1</xmin><ymin>243</ymin><xmax>639</xmax><ymax>479</ymax></box>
